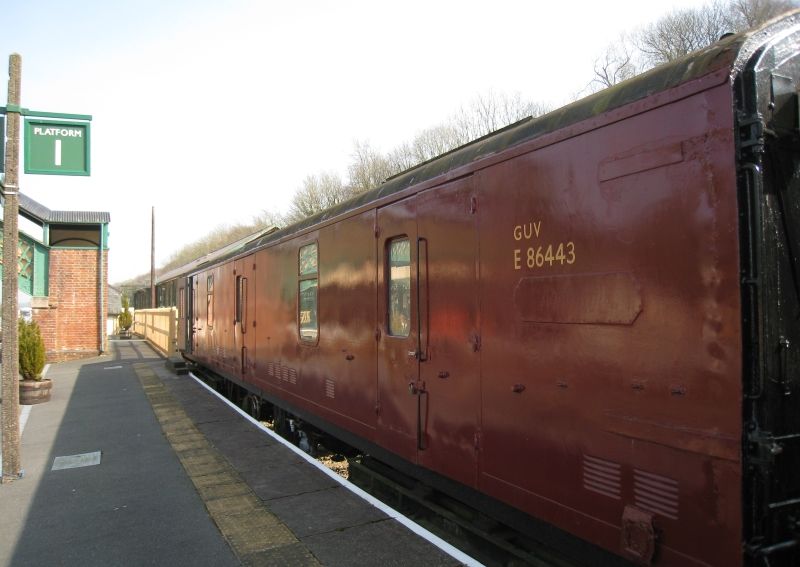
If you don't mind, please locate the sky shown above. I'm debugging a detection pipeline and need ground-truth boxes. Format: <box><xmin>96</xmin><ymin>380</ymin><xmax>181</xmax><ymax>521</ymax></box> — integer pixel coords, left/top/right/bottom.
<box><xmin>0</xmin><ymin>0</ymin><xmax>718</xmax><ymax>283</ymax></box>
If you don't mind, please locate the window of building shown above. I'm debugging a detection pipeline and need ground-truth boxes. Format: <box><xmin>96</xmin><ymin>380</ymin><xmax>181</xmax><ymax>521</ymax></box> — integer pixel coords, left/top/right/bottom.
<box><xmin>298</xmin><ymin>243</ymin><xmax>318</xmax><ymax>342</ymax></box>
<box><xmin>388</xmin><ymin>238</ymin><xmax>411</xmax><ymax>337</ymax></box>
<box><xmin>207</xmin><ymin>274</ymin><xmax>214</xmax><ymax>327</ymax></box>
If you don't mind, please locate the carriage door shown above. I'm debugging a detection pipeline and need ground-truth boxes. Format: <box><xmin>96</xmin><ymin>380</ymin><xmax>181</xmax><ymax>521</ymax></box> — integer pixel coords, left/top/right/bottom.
<box><xmin>416</xmin><ymin>177</ymin><xmax>480</xmax><ymax>487</ymax></box>
<box><xmin>177</xmin><ymin>280</ymin><xmax>186</xmax><ymax>352</ymax></box>
<box><xmin>184</xmin><ymin>277</ymin><xmax>194</xmax><ymax>353</ymax></box>
<box><xmin>234</xmin><ymin>257</ymin><xmax>255</xmax><ymax>377</ymax></box>
<box><xmin>191</xmin><ymin>275</ymin><xmax>199</xmax><ymax>352</ymax></box>
<box><xmin>377</xmin><ymin>197</ymin><xmax>421</xmax><ymax>464</ymax></box>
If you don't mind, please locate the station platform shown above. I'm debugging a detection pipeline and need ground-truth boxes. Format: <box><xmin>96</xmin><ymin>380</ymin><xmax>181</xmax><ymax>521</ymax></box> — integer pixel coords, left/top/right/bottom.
<box><xmin>0</xmin><ymin>339</ymin><xmax>473</xmax><ymax>567</ymax></box>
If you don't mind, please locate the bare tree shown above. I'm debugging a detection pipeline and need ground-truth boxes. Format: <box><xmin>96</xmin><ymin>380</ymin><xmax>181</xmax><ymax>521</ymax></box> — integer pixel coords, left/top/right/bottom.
<box><xmin>386</xmin><ymin>141</ymin><xmax>419</xmax><ymax>173</ymax></box>
<box><xmin>285</xmin><ymin>172</ymin><xmax>352</xmax><ymax>223</ymax></box>
<box><xmin>348</xmin><ymin>141</ymin><xmax>396</xmax><ymax>193</ymax></box>
<box><xmin>592</xmin><ymin>0</ymin><xmax>797</xmax><ymax>85</ymax></box>
<box><xmin>635</xmin><ymin>0</ymin><xmax>734</xmax><ymax>67</ymax></box>
<box><xmin>381</xmin><ymin>92</ymin><xmax>550</xmax><ymax>181</ymax></box>
<box><xmin>251</xmin><ymin>208</ymin><xmax>284</xmax><ymax>229</ymax></box>
<box><xmin>453</xmin><ymin>92</ymin><xmax>549</xmax><ymax>141</ymax></box>
<box><xmin>160</xmin><ymin>222</ymin><xmax>268</xmax><ymax>272</ymax></box>
<box><xmin>729</xmin><ymin>0</ymin><xmax>796</xmax><ymax>28</ymax></box>
<box><xmin>359</xmin><ymin>91</ymin><xmax>550</xmax><ymax>193</ymax></box>
<box><xmin>386</xmin><ymin>123</ymin><xmax>466</xmax><ymax>171</ymax></box>
<box><xmin>591</xmin><ymin>36</ymin><xmax>638</xmax><ymax>89</ymax></box>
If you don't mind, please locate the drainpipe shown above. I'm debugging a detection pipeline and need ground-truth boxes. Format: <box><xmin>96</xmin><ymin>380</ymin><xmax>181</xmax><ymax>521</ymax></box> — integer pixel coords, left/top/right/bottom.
<box><xmin>98</xmin><ymin>223</ymin><xmax>106</xmax><ymax>354</ymax></box>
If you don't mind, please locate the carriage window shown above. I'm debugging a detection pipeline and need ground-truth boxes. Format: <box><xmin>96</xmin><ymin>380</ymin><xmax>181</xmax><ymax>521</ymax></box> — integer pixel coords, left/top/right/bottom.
<box><xmin>235</xmin><ymin>275</ymin><xmax>247</xmax><ymax>332</ymax></box>
<box><xmin>298</xmin><ymin>243</ymin><xmax>318</xmax><ymax>342</ymax></box>
<box><xmin>388</xmin><ymin>238</ymin><xmax>411</xmax><ymax>337</ymax></box>
<box><xmin>206</xmin><ymin>275</ymin><xmax>214</xmax><ymax>327</ymax></box>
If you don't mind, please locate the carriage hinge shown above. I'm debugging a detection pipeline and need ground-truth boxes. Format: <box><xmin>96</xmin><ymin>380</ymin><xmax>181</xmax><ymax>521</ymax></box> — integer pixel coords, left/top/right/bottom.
<box><xmin>738</xmin><ymin>111</ymin><xmax>766</xmax><ymax>155</ymax></box>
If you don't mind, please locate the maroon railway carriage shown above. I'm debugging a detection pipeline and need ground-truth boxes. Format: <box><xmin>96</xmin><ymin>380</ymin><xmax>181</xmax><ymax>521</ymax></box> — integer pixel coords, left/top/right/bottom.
<box><xmin>177</xmin><ymin>13</ymin><xmax>800</xmax><ymax>566</ymax></box>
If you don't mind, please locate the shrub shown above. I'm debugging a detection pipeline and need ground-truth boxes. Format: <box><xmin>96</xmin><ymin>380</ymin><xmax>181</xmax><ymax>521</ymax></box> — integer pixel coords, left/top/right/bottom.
<box><xmin>118</xmin><ymin>294</ymin><xmax>133</xmax><ymax>332</ymax></box>
<box><xmin>19</xmin><ymin>319</ymin><xmax>46</xmax><ymax>381</ymax></box>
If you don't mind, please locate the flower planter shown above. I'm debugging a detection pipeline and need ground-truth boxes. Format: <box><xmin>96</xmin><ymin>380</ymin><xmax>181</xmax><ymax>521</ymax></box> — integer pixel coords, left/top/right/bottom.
<box><xmin>19</xmin><ymin>379</ymin><xmax>52</xmax><ymax>405</ymax></box>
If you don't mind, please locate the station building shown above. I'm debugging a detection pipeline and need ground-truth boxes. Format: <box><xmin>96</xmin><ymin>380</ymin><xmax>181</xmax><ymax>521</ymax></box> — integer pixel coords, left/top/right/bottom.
<box><xmin>0</xmin><ymin>193</ymin><xmax>110</xmax><ymax>361</ymax></box>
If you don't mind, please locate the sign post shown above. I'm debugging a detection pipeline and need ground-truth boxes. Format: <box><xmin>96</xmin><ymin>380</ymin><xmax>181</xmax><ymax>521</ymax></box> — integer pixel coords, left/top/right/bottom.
<box><xmin>1</xmin><ymin>53</ymin><xmax>22</xmax><ymax>483</ymax></box>
<box><xmin>0</xmin><ymin>56</ymin><xmax>91</xmax><ymax>483</ymax></box>
<box><xmin>0</xmin><ymin>116</ymin><xmax>4</xmax><ymax>173</ymax></box>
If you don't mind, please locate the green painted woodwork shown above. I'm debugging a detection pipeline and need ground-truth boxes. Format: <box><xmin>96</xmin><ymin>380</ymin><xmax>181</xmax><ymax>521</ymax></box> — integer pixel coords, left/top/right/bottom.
<box><xmin>0</xmin><ymin>106</ymin><xmax>92</xmax><ymax>121</ymax></box>
<box><xmin>0</xmin><ymin>230</ymin><xmax>50</xmax><ymax>297</ymax></box>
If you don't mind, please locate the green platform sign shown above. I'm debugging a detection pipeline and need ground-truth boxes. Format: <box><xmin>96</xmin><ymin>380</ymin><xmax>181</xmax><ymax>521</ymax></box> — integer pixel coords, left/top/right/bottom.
<box><xmin>24</xmin><ymin>119</ymin><xmax>90</xmax><ymax>176</ymax></box>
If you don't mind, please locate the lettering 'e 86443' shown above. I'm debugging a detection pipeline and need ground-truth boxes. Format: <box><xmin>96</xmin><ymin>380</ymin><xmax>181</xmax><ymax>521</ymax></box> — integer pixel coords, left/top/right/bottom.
<box><xmin>512</xmin><ymin>220</ymin><xmax>576</xmax><ymax>270</ymax></box>
<box><xmin>514</xmin><ymin>242</ymin><xmax>575</xmax><ymax>270</ymax></box>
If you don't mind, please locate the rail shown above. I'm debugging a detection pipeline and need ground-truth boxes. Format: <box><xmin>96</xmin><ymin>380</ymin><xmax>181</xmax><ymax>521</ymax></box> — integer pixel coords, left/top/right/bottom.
<box><xmin>133</xmin><ymin>307</ymin><xmax>178</xmax><ymax>357</ymax></box>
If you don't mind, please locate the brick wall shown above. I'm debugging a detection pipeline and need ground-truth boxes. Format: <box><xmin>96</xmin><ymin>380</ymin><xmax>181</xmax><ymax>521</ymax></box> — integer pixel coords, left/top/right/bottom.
<box><xmin>33</xmin><ymin>248</ymin><xmax>108</xmax><ymax>362</ymax></box>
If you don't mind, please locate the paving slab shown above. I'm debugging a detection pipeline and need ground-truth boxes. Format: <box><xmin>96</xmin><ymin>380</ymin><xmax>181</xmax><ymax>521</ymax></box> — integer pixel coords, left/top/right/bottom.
<box><xmin>303</xmin><ymin>519</ymin><xmax>461</xmax><ymax>567</ymax></box>
<box><xmin>224</xmin><ymin>442</ymin><xmax>307</xmax><ymax>473</ymax></box>
<box><xmin>246</xmin><ymin>463</ymin><xmax>341</xmax><ymax>501</ymax></box>
<box><xmin>265</xmin><ymin>485</ymin><xmax>389</xmax><ymax>537</ymax></box>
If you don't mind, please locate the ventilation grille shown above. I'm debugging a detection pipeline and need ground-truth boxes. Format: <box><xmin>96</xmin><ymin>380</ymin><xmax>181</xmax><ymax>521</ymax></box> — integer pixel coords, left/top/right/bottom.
<box><xmin>266</xmin><ymin>362</ymin><xmax>298</xmax><ymax>385</ymax></box>
<box><xmin>325</xmin><ymin>378</ymin><xmax>336</xmax><ymax>399</ymax></box>
<box><xmin>583</xmin><ymin>454</ymin><xmax>621</xmax><ymax>499</ymax></box>
<box><xmin>634</xmin><ymin>469</ymin><xmax>679</xmax><ymax>520</ymax></box>
<box><xmin>280</xmin><ymin>367</ymin><xmax>297</xmax><ymax>385</ymax></box>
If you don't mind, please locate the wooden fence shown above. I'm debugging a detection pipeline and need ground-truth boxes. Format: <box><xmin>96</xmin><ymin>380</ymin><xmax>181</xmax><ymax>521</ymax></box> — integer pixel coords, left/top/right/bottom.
<box><xmin>133</xmin><ymin>307</ymin><xmax>178</xmax><ymax>357</ymax></box>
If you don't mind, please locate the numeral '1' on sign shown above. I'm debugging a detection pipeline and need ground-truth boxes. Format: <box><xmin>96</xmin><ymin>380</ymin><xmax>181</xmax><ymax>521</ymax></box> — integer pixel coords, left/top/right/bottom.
<box><xmin>54</xmin><ymin>140</ymin><xmax>62</xmax><ymax>167</ymax></box>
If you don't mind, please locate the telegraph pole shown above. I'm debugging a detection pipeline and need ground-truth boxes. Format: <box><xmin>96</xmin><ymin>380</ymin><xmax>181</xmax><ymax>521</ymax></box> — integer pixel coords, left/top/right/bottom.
<box><xmin>150</xmin><ymin>206</ymin><xmax>155</xmax><ymax>308</ymax></box>
<box><xmin>1</xmin><ymin>53</ymin><xmax>22</xmax><ymax>482</ymax></box>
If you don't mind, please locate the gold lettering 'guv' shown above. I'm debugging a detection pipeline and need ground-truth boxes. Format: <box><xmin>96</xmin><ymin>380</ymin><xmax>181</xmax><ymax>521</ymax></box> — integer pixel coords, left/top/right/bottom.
<box><xmin>513</xmin><ymin>221</ymin><xmax>541</xmax><ymax>241</ymax></box>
